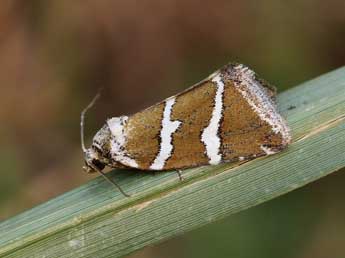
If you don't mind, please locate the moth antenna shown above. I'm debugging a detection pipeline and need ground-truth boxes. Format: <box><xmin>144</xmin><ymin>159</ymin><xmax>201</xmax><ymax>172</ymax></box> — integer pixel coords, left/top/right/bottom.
<box><xmin>80</xmin><ymin>91</ymin><xmax>102</xmax><ymax>153</ymax></box>
<box><xmin>91</xmin><ymin>164</ymin><xmax>131</xmax><ymax>197</ymax></box>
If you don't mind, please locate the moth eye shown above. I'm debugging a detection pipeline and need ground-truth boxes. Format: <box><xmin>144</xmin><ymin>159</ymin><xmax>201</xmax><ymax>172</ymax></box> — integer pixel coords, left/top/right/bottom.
<box><xmin>92</xmin><ymin>159</ymin><xmax>106</xmax><ymax>171</ymax></box>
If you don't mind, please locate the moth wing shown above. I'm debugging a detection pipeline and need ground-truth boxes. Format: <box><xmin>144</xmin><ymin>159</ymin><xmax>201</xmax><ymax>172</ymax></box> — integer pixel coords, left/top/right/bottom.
<box><xmin>219</xmin><ymin>80</ymin><xmax>287</xmax><ymax>162</ymax></box>
<box><xmin>121</xmin><ymin>64</ymin><xmax>290</xmax><ymax>170</ymax></box>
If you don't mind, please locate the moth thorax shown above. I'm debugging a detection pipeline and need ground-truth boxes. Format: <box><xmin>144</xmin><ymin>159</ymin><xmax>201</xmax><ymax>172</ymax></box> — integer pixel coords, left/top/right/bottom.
<box><xmin>92</xmin><ymin>123</ymin><xmax>112</xmax><ymax>153</ymax></box>
<box><xmin>105</xmin><ymin>116</ymin><xmax>139</xmax><ymax>168</ymax></box>
<box><xmin>86</xmin><ymin>116</ymin><xmax>138</xmax><ymax>170</ymax></box>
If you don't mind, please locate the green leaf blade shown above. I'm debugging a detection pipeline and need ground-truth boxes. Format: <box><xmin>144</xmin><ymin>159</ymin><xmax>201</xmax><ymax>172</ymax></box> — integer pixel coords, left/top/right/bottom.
<box><xmin>1</xmin><ymin>67</ymin><xmax>345</xmax><ymax>258</ymax></box>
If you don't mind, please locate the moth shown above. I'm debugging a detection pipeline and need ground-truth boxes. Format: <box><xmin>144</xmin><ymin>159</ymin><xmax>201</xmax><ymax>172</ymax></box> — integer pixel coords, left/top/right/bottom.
<box><xmin>81</xmin><ymin>63</ymin><xmax>291</xmax><ymax>196</ymax></box>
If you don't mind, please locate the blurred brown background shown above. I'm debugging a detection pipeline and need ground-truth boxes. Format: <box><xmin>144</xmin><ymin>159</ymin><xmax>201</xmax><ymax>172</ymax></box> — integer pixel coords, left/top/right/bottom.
<box><xmin>0</xmin><ymin>1</ymin><xmax>344</xmax><ymax>257</ymax></box>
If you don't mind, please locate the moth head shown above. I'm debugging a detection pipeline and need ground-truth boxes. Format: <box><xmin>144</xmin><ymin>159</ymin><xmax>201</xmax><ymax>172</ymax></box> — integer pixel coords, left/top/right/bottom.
<box><xmin>83</xmin><ymin>147</ymin><xmax>106</xmax><ymax>173</ymax></box>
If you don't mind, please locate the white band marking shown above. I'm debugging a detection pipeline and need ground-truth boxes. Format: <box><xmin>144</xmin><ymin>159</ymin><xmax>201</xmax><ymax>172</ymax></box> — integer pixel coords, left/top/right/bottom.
<box><xmin>108</xmin><ymin>116</ymin><xmax>139</xmax><ymax>168</ymax></box>
<box><xmin>201</xmin><ymin>74</ymin><xmax>224</xmax><ymax>165</ymax></box>
<box><xmin>150</xmin><ymin>97</ymin><xmax>181</xmax><ymax>170</ymax></box>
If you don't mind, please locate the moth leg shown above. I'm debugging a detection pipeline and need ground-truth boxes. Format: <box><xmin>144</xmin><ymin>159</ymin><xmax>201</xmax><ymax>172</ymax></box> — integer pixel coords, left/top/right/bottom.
<box><xmin>91</xmin><ymin>164</ymin><xmax>131</xmax><ymax>197</ymax></box>
<box><xmin>175</xmin><ymin>169</ymin><xmax>184</xmax><ymax>181</ymax></box>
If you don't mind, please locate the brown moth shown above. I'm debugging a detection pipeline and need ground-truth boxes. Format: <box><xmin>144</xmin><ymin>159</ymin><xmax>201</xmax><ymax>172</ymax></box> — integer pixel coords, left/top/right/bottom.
<box><xmin>81</xmin><ymin>63</ymin><xmax>291</xmax><ymax>193</ymax></box>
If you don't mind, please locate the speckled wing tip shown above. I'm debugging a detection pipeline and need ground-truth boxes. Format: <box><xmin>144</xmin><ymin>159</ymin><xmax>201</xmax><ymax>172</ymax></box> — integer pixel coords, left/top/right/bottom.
<box><xmin>219</xmin><ymin>63</ymin><xmax>292</xmax><ymax>146</ymax></box>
